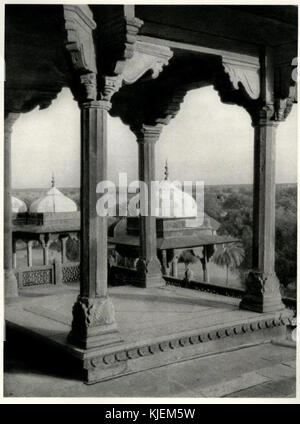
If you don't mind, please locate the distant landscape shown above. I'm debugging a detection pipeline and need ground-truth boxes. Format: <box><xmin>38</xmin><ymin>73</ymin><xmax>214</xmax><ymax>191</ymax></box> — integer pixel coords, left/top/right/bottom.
<box><xmin>13</xmin><ymin>183</ymin><xmax>297</xmax><ymax>288</ymax></box>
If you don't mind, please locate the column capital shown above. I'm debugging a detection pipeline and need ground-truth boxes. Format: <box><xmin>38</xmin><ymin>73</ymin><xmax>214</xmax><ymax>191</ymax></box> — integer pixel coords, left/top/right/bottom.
<box><xmin>250</xmin><ymin>104</ymin><xmax>279</xmax><ymax>128</ymax></box>
<box><xmin>81</xmin><ymin>99</ymin><xmax>112</xmax><ymax>111</ymax></box>
<box><xmin>80</xmin><ymin>72</ymin><xmax>97</xmax><ymax>102</ymax></box>
<box><xmin>100</xmin><ymin>76</ymin><xmax>123</xmax><ymax>102</ymax></box>
<box><xmin>133</xmin><ymin>124</ymin><xmax>164</xmax><ymax>144</ymax></box>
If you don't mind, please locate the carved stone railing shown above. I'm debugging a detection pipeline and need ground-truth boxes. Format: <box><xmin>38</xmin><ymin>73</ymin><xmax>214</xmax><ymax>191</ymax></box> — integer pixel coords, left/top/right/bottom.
<box><xmin>62</xmin><ymin>262</ymin><xmax>80</xmax><ymax>284</ymax></box>
<box><xmin>109</xmin><ymin>265</ymin><xmax>296</xmax><ymax>312</ymax></box>
<box><xmin>15</xmin><ymin>265</ymin><xmax>54</xmax><ymax>287</ymax></box>
<box><xmin>14</xmin><ymin>261</ymin><xmax>81</xmax><ymax>287</ymax></box>
<box><xmin>164</xmin><ymin>276</ymin><xmax>296</xmax><ymax>313</ymax></box>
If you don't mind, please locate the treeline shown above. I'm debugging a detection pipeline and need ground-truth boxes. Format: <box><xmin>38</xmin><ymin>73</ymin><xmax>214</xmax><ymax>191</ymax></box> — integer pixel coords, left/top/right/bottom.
<box><xmin>204</xmin><ymin>184</ymin><xmax>297</xmax><ymax>287</ymax></box>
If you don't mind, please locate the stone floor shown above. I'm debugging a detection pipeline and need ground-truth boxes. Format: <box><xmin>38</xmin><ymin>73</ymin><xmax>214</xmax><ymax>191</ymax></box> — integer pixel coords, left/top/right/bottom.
<box><xmin>4</xmin><ymin>283</ymin><xmax>275</xmax><ymax>345</ymax></box>
<box><xmin>4</xmin><ymin>341</ymin><xmax>296</xmax><ymax>397</ymax></box>
<box><xmin>4</xmin><ymin>283</ymin><xmax>296</xmax><ymax>397</ymax></box>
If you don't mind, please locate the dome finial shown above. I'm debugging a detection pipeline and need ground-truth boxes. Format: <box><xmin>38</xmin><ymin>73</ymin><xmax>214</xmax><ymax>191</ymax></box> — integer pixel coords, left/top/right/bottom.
<box><xmin>164</xmin><ymin>160</ymin><xmax>169</xmax><ymax>181</ymax></box>
<box><xmin>51</xmin><ymin>172</ymin><xmax>55</xmax><ymax>188</ymax></box>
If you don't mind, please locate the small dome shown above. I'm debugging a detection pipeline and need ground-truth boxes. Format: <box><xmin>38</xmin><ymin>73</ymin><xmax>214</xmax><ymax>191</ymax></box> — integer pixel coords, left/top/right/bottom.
<box><xmin>30</xmin><ymin>186</ymin><xmax>77</xmax><ymax>213</ymax></box>
<box><xmin>127</xmin><ymin>162</ymin><xmax>197</xmax><ymax>218</ymax></box>
<box><xmin>12</xmin><ymin>196</ymin><xmax>27</xmax><ymax>213</ymax></box>
<box><xmin>128</xmin><ymin>179</ymin><xmax>197</xmax><ymax>218</ymax></box>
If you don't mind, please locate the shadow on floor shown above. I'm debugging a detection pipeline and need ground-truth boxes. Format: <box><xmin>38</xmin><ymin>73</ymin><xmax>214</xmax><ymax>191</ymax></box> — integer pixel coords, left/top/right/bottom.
<box><xmin>4</xmin><ymin>327</ymin><xmax>82</xmax><ymax>382</ymax></box>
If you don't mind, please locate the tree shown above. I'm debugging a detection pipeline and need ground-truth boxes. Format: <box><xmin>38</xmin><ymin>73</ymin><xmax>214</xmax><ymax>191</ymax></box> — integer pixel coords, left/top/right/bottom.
<box><xmin>212</xmin><ymin>243</ymin><xmax>245</xmax><ymax>286</ymax></box>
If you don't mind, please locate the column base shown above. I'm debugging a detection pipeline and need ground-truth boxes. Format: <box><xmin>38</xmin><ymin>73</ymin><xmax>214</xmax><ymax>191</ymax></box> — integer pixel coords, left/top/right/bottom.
<box><xmin>4</xmin><ymin>269</ymin><xmax>18</xmax><ymax>298</ymax></box>
<box><xmin>68</xmin><ymin>296</ymin><xmax>124</xmax><ymax>350</ymax></box>
<box><xmin>240</xmin><ymin>270</ymin><xmax>285</xmax><ymax>313</ymax></box>
<box><xmin>136</xmin><ymin>257</ymin><xmax>165</xmax><ymax>288</ymax></box>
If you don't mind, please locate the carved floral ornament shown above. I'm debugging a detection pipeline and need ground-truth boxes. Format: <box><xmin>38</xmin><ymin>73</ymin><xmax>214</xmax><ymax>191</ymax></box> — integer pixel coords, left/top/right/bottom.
<box><xmin>121</xmin><ymin>41</ymin><xmax>173</xmax><ymax>84</ymax></box>
<box><xmin>71</xmin><ymin>296</ymin><xmax>116</xmax><ymax>337</ymax></box>
<box><xmin>100</xmin><ymin>42</ymin><xmax>173</xmax><ymax>102</ymax></box>
<box><xmin>221</xmin><ymin>53</ymin><xmax>260</xmax><ymax>100</ymax></box>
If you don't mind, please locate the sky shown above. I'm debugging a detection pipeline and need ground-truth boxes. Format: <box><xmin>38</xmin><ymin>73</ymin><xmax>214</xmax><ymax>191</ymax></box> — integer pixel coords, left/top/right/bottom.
<box><xmin>11</xmin><ymin>86</ymin><xmax>297</xmax><ymax>189</ymax></box>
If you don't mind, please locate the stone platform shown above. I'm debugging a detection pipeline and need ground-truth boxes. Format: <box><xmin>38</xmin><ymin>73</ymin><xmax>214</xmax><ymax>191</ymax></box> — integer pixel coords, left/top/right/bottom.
<box><xmin>5</xmin><ymin>284</ymin><xmax>294</xmax><ymax>384</ymax></box>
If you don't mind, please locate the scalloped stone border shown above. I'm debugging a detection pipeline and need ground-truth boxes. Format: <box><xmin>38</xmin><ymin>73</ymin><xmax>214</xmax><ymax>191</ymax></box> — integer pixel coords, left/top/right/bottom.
<box><xmin>85</xmin><ymin>314</ymin><xmax>293</xmax><ymax>379</ymax></box>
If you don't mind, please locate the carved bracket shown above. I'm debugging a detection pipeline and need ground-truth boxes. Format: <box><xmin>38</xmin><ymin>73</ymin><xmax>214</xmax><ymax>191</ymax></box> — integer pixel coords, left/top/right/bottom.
<box><xmin>99</xmin><ymin>41</ymin><xmax>173</xmax><ymax>103</ymax></box>
<box><xmin>63</xmin><ymin>5</ymin><xmax>98</xmax><ymax>103</ymax></box>
<box><xmin>274</xmin><ymin>47</ymin><xmax>297</xmax><ymax>121</ymax></box>
<box><xmin>154</xmin><ymin>88</ymin><xmax>187</xmax><ymax>125</ymax></box>
<box><xmin>94</xmin><ymin>6</ymin><xmax>144</xmax><ymax>76</ymax></box>
<box><xmin>122</xmin><ymin>41</ymin><xmax>173</xmax><ymax>84</ymax></box>
<box><xmin>63</xmin><ymin>5</ymin><xmax>97</xmax><ymax>74</ymax></box>
<box><xmin>221</xmin><ymin>53</ymin><xmax>260</xmax><ymax>100</ymax></box>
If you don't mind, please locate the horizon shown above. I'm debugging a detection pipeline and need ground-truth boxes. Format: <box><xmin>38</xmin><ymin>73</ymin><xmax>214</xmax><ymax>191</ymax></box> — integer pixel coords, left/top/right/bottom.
<box><xmin>12</xmin><ymin>86</ymin><xmax>297</xmax><ymax>189</ymax></box>
<box><xmin>13</xmin><ymin>181</ymin><xmax>297</xmax><ymax>191</ymax></box>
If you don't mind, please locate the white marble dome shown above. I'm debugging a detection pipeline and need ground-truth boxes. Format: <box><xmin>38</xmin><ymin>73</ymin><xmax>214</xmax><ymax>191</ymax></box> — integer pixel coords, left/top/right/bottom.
<box><xmin>30</xmin><ymin>186</ymin><xmax>77</xmax><ymax>213</ymax></box>
<box><xmin>127</xmin><ymin>173</ymin><xmax>197</xmax><ymax>219</ymax></box>
<box><xmin>11</xmin><ymin>196</ymin><xmax>27</xmax><ymax>213</ymax></box>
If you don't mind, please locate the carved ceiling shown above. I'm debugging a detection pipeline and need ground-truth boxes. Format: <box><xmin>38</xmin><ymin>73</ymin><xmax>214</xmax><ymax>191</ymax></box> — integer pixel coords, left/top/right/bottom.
<box><xmin>4</xmin><ymin>4</ymin><xmax>298</xmax><ymax>123</ymax></box>
<box><xmin>5</xmin><ymin>5</ymin><xmax>71</xmax><ymax>114</ymax></box>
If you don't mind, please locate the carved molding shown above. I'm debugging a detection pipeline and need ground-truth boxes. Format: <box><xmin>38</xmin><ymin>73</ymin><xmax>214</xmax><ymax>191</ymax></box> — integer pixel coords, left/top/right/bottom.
<box><xmin>5</xmin><ymin>87</ymin><xmax>62</xmax><ymax>114</ymax></box>
<box><xmin>63</xmin><ymin>5</ymin><xmax>97</xmax><ymax>74</ymax></box>
<box><xmin>222</xmin><ymin>53</ymin><xmax>260</xmax><ymax>100</ymax></box>
<box><xmin>154</xmin><ymin>88</ymin><xmax>187</xmax><ymax>125</ymax></box>
<box><xmin>113</xmin><ymin>16</ymin><xmax>144</xmax><ymax>75</ymax></box>
<box><xmin>87</xmin><ymin>313</ymin><xmax>293</xmax><ymax>370</ymax></box>
<box><xmin>63</xmin><ymin>5</ymin><xmax>98</xmax><ymax>103</ymax></box>
<box><xmin>96</xmin><ymin>10</ymin><xmax>143</xmax><ymax>76</ymax></box>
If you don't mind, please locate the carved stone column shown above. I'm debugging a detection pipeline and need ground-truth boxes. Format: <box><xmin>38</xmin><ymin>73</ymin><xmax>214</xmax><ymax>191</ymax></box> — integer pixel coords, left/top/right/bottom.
<box><xmin>202</xmin><ymin>246</ymin><xmax>209</xmax><ymax>283</ymax></box>
<box><xmin>199</xmin><ymin>245</ymin><xmax>214</xmax><ymax>283</ymax></box>
<box><xmin>54</xmin><ymin>258</ymin><xmax>63</xmax><ymax>286</ymax></box>
<box><xmin>12</xmin><ymin>239</ymin><xmax>17</xmax><ymax>269</ymax></box>
<box><xmin>161</xmin><ymin>250</ymin><xmax>170</xmax><ymax>276</ymax></box>
<box><xmin>171</xmin><ymin>251</ymin><xmax>179</xmax><ymax>278</ymax></box>
<box><xmin>60</xmin><ymin>236</ymin><xmax>68</xmax><ymax>264</ymax></box>
<box><xmin>26</xmin><ymin>240</ymin><xmax>33</xmax><ymax>268</ymax></box>
<box><xmin>39</xmin><ymin>234</ymin><xmax>51</xmax><ymax>266</ymax></box>
<box><xmin>68</xmin><ymin>100</ymin><xmax>123</xmax><ymax>349</ymax></box>
<box><xmin>133</xmin><ymin>124</ymin><xmax>165</xmax><ymax>288</ymax></box>
<box><xmin>4</xmin><ymin>113</ymin><xmax>19</xmax><ymax>298</ymax></box>
<box><xmin>240</xmin><ymin>106</ymin><xmax>284</xmax><ymax>313</ymax></box>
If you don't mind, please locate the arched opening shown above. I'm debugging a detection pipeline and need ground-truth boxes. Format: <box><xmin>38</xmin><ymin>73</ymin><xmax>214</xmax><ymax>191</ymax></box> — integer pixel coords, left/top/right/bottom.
<box><xmin>11</xmin><ymin>87</ymin><xmax>81</xmax><ymax>284</ymax></box>
<box><xmin>154</xmin><ymin>85</ymin><xmax>253</xmax><ymax>289</ymax></box>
